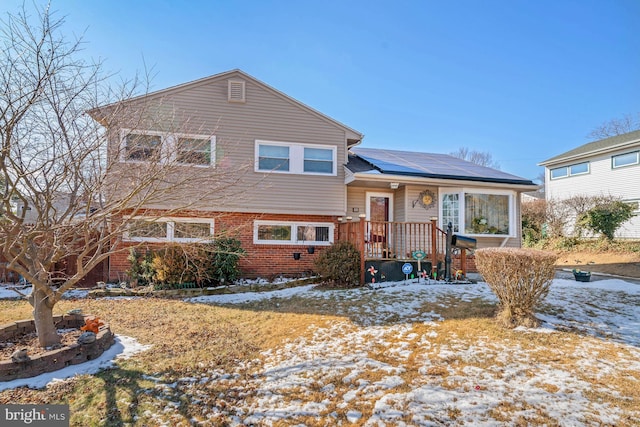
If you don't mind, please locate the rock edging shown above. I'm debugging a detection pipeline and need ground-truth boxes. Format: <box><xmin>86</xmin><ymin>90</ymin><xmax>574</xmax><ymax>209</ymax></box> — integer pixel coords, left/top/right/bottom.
<box><xmin>0</xmin><ymin>313</ymin><xmax>114</xmax><ymax>381</ymax></box>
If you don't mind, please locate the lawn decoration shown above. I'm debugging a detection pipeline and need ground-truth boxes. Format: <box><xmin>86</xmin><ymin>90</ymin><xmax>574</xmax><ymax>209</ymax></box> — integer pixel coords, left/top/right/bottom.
<box><xmin>80</xmin><ymin>317</ymin><xmax>104</xmax><ymax>334</ymax></box>
<box><xmin>367</xmin><ymin>265</ymin><xmax>377</xmax><ymax>284</ymax></box>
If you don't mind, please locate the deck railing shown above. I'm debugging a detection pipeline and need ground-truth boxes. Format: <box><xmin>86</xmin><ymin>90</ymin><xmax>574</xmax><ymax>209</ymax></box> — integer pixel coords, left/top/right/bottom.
<box><xmin>337</xmin><ymin>219</ymin><xmax>449</xmax><ymax>283</ymax></box>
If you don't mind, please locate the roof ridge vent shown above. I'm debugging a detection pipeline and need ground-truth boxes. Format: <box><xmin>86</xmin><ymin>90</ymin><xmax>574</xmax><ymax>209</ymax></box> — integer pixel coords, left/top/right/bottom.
<box><xmin>228</xmin><ymin>79</ymin><xmax>246</xmax><ymax>103</ymax></box>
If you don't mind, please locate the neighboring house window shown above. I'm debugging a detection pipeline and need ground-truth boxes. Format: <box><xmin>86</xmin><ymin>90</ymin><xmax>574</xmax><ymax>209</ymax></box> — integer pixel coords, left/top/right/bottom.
<box><xmin>625</xmin><ymin>199</ymin><xmax>640</xmax><ymax>215</ymax></box>
<box><xmin>255</xmin><ymin>140</ymin><xmax>336</xmax><ymax>175</ymax></box>
<box><xmin>125</xmin><ymin>133</ymin><xmax>161</xmax><ymax>161</ymax></box>
<box><xmin>612</xmin><ymin>151</ymin><xmax>639</xmax><ymax>169</ymax></box>
<box><xmin>254</xmin><ymin>220</ymin><xmax>334</xmax><ymax>245</ymax></box>
<box><xmin>441</xmin><ymin>190</ymin><xmax>513</xmax><ymax>236</ymax></box>
<box><xmin>120</xmin><ymin>130</ymin><xmax>215</xmax><ymax>166</ymax></box>
<box><xmin>124</xmin><ymin>217</ymin><xmax>214</xmax><ymax>242</ymax></box>
<box><xmin>550</xmin><ymin>162</ymin><xmax>589</xmax><ymax>179</ymax></box>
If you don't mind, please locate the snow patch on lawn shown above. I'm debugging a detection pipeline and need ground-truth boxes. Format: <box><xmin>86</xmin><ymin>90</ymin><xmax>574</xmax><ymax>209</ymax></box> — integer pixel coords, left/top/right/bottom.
<box><xmin>0</xmin><ymin>336</ymin><xmax>151</xmax><ymax>391</ymax></box>
<box><xmin>185</xmin><ymin>277</ymin><xmax>640</xmax><ymax>425</ymax></box>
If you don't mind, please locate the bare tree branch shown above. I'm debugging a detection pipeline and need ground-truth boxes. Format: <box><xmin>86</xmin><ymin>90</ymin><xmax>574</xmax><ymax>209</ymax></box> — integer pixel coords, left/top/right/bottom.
<box><xmin>587</xmin><ymin>113</ymin><xmax>640</xmax><ymax>140</ymax></box>
<box><xmin>449</xmin><ymin>147</ymin><xmax>500</xmax><ymax>169</ymax></box>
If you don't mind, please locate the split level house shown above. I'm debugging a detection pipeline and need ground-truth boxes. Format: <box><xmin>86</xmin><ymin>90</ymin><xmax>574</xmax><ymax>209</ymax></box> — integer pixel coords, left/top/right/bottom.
<box><xmin>89</xmin><ymin>69</ymin><xmax>538</xmax><ymax>283</ymax></box>
<box><xmin>539</xmin><ymin>130</ymin><xmax>640</xmax><ymax>239</ymax></box>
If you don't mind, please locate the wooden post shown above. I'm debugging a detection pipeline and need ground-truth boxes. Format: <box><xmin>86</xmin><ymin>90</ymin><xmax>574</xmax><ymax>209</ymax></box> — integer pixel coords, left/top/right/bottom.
<box><xmin>359</xmin><ymin>219</ymin><xmax>366</xmax><ymax>285</ymax></box>
<box><xmin>430</xmin><ymin>219</ymin><xmax>437</xmax><ymax>275</ymax></box>
<box><xmin>460</xmin><ymin>248</ymin><xmax>467</xmax><ymax>278</ymax></box>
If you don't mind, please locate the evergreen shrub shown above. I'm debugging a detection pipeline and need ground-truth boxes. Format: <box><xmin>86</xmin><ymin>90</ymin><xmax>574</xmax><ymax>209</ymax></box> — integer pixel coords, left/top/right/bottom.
<box><xmin>314</xmin><ymin>241</ymin><xmax>361</xmax><ymax>287</ymax></box>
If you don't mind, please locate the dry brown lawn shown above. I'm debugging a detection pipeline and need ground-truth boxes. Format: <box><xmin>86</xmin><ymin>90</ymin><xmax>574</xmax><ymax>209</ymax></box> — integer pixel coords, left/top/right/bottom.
<box><xmin>0</xmin><ymin>282</ymin><xmax>638</xmax><ymax>426</ymax></box>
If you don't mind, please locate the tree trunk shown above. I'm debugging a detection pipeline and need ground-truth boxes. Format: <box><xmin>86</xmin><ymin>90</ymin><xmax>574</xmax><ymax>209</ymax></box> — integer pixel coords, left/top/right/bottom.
<box><xmin>29</xmin><ymin>287</ymin><xmax>61</xmax><ymax>348</ymax></box>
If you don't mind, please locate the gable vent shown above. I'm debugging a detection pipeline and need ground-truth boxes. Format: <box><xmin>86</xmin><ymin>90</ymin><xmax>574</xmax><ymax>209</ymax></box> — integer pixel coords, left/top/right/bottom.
<box><xmin>228</xmin><ymin>79</ymin><xmax>246</xmax><ymax>103</ymax></box>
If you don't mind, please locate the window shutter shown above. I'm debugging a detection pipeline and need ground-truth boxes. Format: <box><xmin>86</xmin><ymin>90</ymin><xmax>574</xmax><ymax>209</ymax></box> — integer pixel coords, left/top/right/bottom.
<box><xmin>228</xmin><ymin>80</ymin><xmax>246</xmax><ymax>103</ymax></box>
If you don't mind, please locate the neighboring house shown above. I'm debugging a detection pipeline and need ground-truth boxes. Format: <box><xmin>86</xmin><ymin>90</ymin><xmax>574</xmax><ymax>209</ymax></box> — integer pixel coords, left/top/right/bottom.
<box><xmin>90</xmin><ymin>69</ymin><xmax>538</xmax><ymax>281</ymax></box>
<box><xmin>539</xmin><ymin>130</ymin><xmax>640</xmax><ymax>239</ymax></box>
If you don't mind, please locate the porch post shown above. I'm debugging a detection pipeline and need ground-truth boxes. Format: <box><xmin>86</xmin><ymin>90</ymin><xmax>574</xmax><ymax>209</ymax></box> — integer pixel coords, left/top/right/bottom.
<box><xmin>430</xmin><ymin>219</ymin><xmax>437</xmax><ymax>275</ymax></box>
<box><xmin>359</xmin><ymin>219</ymin><xmax>366</xmax><ymax>284</ymax></box>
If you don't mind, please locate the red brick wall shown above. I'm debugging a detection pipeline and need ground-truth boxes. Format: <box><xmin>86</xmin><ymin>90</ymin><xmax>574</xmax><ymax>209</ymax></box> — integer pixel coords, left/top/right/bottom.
<box><xmin>108</xmin><ymin>211</ymin><xmax>338</xmax><ymax>282</ymax></box>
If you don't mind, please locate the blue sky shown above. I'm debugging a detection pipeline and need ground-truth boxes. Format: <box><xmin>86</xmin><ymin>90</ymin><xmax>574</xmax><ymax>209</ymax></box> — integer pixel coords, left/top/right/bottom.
<box><xmin>3</xmin><ymin>1</ymin><xmax>639</xmax><ymax>182</ymax></box>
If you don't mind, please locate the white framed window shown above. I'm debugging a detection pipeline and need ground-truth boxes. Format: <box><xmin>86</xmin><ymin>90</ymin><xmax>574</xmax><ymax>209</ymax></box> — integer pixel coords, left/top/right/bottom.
<box><xmin>120</xmin><ymin>129</ymin><xmax>215</xmax><ymax>167</ymax></box>
<box><xmin>441</xmin><ymin>193</ymin><xmax>460</xmax><ymax>233</ymax></box>
<box><xmin>176</xmin><ymin>137</ymin><xmax>213</xmax><ymax>165</ymax></box>
<box><xmin>440</xmin><ymin>189</ymin><xmax>514</xmax><ymax>236</ymax></box>
<box><xmin>124</xmin><ymin>217</ymin><xmax>215</xmax><ymax>243</ymax></box>
<box><xmin>253</xmin><ymin>220</ymin><xmax>334</xmax><ymax>245</ymax></box>
<box><xmin>254</xmin><ymin>140</ymin><xmax>337</xmax><ymax>175</ymax></box>
<box><xmin>550</xmin><ymin>162</ymin><xmax>589</xmax><ymax>180</ymax></box>
<box><xmin>123</xmin><ymin>132</ymin><xmax>163</xmax><ymax>161</ymax></box>
<box><xmin>612</xmin><ymin>151</ymin><xmax>639</xmax><ymax>169</ymax></box>
<box><xmin>625</xmin><ymin>199</ymin><xmax>640</xmax><ymax>215</ymax></box>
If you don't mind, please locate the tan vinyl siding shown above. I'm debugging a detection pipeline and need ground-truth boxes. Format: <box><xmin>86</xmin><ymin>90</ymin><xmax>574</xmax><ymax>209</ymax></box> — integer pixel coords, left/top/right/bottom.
<box><xmin>394</xmin><ymin>186</ymin><xmax>407</xmax><ymax>221</ymax></box>
<box><xmin>109</xmin><ymin>73</ymin><xmax>349</xmax><ymax>216</ymax></box>
<box><xmin>346</xmin><ymin>187</ymin><xmax>367</xmax><ymax>220</ymax></box>
<box><xmin>405</xmin><ymin>186</ymin><xmax>439</xmax><ymax>222</ymax></box>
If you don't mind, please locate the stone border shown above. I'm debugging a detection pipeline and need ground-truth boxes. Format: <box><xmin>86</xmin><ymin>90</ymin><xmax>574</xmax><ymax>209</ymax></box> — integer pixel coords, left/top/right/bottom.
<box><xmin>0</xmin><ymin>313</ymin><xmax>114</xmax><ymax>381</ymax></box>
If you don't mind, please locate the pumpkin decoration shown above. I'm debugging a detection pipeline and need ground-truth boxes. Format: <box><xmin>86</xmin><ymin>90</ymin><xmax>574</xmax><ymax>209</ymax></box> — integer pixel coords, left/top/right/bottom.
<box><xmin>80</xmin><ymin>317</ymin><xmax>104</xmax><ymax>334</ymax></box>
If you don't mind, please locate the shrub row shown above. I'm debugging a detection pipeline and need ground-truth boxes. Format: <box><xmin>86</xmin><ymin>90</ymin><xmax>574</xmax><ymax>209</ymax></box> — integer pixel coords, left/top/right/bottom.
<box><xmin>127</xmin><ymin>237</ymin><xmax>244</xmax><ymax>288</ymax></box>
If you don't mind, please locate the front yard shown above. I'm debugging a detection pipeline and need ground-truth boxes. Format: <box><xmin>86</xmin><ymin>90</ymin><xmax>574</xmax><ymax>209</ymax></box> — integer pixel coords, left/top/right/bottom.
<box><xmin>1</xmin><ymin>277</ymin><xmax>639</xmax><ymax>426</ymax></box>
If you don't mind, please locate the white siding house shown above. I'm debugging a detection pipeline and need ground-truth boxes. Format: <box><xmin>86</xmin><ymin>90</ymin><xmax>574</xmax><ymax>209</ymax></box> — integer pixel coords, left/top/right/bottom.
<box><xmin>539</xmin><ymin>130</ymin><xmax>640</xmax><ymax>239</ymax></box>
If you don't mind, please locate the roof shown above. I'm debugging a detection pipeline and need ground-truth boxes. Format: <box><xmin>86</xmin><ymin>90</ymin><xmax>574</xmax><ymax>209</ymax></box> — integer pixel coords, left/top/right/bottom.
<box><xmin>89</xmin><ymin>69</ymin><xmax>363</xmax><ymax>144</ymax></box>
<box><xmin>539</xmin><ymin>129</ymin><xmax>640</xmax><ymax>166</ymax></box>
<box><xmin>348</xmin><ymin>147</ymin><xmax>536</xmax><ymax>186</ymax></box>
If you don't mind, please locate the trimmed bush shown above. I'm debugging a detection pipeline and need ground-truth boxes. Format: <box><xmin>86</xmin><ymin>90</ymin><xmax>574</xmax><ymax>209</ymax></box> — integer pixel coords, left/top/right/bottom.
<box><xmin>314</xmin><ymin>241</ymin><xmax>361</xmax><ymax>287</ymax></box>
<box><xmin>475</xmin><ymin>248</ymin><xmax>557</xmax><ymax>328</ymax></box>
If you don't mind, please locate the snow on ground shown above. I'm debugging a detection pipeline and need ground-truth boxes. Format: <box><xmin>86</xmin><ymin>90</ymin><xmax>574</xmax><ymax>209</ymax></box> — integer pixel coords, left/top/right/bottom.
<box><xmin>2</xmin><ymin>277</ymin><xmax>639</xmax><ymax>425</ymax></box>
<box><xmin>0</xmin><ymin>336</ymin><xmax>151</xmax><ymax>392</ymax></box>
<box><xmin>186</xmin><ymin>278</ymin><xmax>640</xmax><ymax>425</ymax></box>
<box><xmin>0</xmin><ymin>284</ymin><xmax>90</xmax><ymax>300</ymax></box>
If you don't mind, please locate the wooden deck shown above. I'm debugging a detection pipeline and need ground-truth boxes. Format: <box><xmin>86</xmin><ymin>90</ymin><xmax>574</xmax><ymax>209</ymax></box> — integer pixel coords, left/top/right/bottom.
<box><xmin>338</xmin><ymin>220</ymin><xmax>455</xmax><ymax>283</ymax></box>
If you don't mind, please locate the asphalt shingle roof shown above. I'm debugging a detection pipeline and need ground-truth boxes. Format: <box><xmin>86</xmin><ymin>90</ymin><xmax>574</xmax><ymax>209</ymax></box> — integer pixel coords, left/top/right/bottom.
<box><xmin>539</xmin><ymin>129</ymin><xmax>640</xmax><ymax>165</ymax></box>
<box><xmin>348</xmin><ymin>147</ymin><xmax>535</xmax><ymax>185</ymax></box>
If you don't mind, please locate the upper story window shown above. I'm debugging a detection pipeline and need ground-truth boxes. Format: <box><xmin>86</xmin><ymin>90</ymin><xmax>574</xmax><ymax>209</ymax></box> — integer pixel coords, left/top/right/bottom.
<box><xmin>304</xmin><ymin>147</ymin><xmax>334</xmax><ymax>173</ymax></box>
<box><xmin>254</xmin><ymin>220</ymin><xmax>334</xmax><ymax>245</ymax></box>
<box><xmin>125</xmin><ymin>133</ymin><xmax>162</xmax><ymax>161</ymax></box>
<box><xmin>258</xmin><ymin>144</ymin><xmax>290</xmax><ymax>171</ymax></box>
<box><xmin>120</xmin><ymin>130</ymin><xmax>215</xmax><ymax>167</ymax></box>
<box><xmin>440</xmin><ymin>190</ymin><xmax>513</xmax><ymax>236</ymax></box>
<box><xmin>124</xmin><ymin>217</ymin><xmax>215</xmax><ymax>243</ymax></box>
<box><xmin>255</xmin><ymin>140</ymin><xmax>336</xmax><ymax>175</ymax></box>
<box><xmin>612</xmin><ymin>151</ymin><xmax>639</xmax><ymax>169</ymax></box>
<box><xmin>177</xmin><ymin>137</ymin><xmax>212</xmax><ymax>165</ymax></box>
<box><xmin>550</xmin><ymin>162</ymin><xmax>589</xmax><ymax>180</ymax></box>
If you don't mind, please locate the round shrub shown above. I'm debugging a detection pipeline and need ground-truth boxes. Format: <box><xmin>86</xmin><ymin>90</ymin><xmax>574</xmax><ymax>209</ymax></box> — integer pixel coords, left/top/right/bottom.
<box><xmin>475</xmin><ymin>247</ymin><xmax>557</xmax><ymax>328</ymax></box>
<box><xmin>314</xmin><ymin>241</ymin><xmax>361</xmax><ymax>287</ymax></box>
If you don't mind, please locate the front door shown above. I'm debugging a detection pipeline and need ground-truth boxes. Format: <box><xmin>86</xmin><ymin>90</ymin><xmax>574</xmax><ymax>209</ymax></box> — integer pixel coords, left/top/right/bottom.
<box><xmin>366</xmin><ymin>192</ymin><xmax>394</xmax><ymax>257</ymax></box>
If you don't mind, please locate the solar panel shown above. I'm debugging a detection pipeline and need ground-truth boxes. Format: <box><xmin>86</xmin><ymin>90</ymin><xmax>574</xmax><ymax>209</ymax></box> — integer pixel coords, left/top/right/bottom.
<box><xmin>350</xmin><ymin>147</ymin><xmax>533</xmax><ymax>184</ymax></box>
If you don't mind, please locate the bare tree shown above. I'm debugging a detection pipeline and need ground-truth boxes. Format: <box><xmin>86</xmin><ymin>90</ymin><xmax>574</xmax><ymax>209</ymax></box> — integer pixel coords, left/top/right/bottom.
<box><xmin>449</xmin><ymin>147</ymin><xmax>500</xmax><ymax>169</ymax></box>
<box><xmin>0</xmin><ymin>5</ymin><xmax>249</xmax><ymax>347</ymax></box>
<box><xmin>587</xmin><ymin>113</ymin><xmax>640</xmax><ymax>140</ymax></box>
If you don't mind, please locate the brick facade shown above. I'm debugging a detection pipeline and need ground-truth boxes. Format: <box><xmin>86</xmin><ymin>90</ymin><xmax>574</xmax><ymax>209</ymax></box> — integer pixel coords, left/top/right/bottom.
<box><xmin>108</xmin><ymin>211</ymin><xmax>338</xmax><ymax>282</ymax></box>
